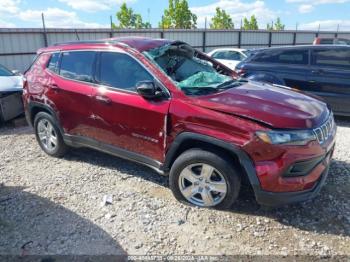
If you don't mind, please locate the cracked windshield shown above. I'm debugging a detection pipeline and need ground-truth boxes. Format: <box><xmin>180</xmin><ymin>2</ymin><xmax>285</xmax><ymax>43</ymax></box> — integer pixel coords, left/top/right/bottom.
<box><xmin>144</xmin><ymin>43</ymin><xmax>244</xmax><ymax>95</ymax></box>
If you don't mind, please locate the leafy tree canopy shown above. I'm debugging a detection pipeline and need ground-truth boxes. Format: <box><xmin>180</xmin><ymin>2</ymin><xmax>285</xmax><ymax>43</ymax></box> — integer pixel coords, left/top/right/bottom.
<box><xmin>210</xmin><ymin>7</ymin><xmax>234</xmax><ymax>29</ymax></box>
<box><xmin>159</xmin><ymin>0</ymin><xmax>197</xmax><ymax>29</ymax></box>
<box><xmin>113</xmin><ymin>3</ymin><xmax>151</xmax><ymax>29</ymax></box>
<box><xmin>243</xmin><ymin>15</ymin><xmax>258</xmax><ymax>30</ymax></box>
<box><xmin>267</xmin><ymin>17</ymin><xmax>285</xmax><ymax>30</ymax></box>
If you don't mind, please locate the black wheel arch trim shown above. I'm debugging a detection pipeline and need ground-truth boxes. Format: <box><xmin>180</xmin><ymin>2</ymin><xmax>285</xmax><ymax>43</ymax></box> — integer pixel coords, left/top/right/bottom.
<box><xmin>26</xmin><ymin>101</ymin><xmax>65</xmax><ymax>135</ymax></box>
<box><xmin>162</xmin><ymin>132</ymin><xmax>261</xmax><ymax>191</ymax></box>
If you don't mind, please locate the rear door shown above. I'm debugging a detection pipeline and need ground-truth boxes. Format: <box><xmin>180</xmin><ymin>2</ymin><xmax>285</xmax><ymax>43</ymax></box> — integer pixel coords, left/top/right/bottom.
<box><xmin>90</xmin><ymin>51</ymin><xmax>170</xmax><ymax>162</ymax></box>
<box><xmin>51</xmin><ymin>50</ymin><xmax>97</xmax><ymax>137</ymax></box>
<box><xmin>308</xmin><ymin>47</ymin><xmax>350</xmax><ymax>114</ymax></box>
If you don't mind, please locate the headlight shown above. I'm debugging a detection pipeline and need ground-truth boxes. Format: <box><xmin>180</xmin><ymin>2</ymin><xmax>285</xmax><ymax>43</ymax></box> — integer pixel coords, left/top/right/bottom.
<box><xmin>256</xmin><ymin>130</ymin><xmax>316</xmax><ymax>145</ymax></box>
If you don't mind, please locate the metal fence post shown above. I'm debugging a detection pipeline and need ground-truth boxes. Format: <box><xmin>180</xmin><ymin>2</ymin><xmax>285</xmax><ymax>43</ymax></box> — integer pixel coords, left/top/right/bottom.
<box><xmin>293</xmin><ymin>32</ymin><xmax>296</xmax><ymax>45</ymax></box>
<box><xmin>238</xmin><ymin>30</ymin><xmax>242</xmax><ymax>48</ymax></box>
<box><xmin>202</xmin><ymin>30</ymin><xmax>206</xmax><ymax>52</ymax></box>
<box><xmin>268</xmin><ymin>31</ymin><xmax>272</xmax><ymax>47</ymax></box>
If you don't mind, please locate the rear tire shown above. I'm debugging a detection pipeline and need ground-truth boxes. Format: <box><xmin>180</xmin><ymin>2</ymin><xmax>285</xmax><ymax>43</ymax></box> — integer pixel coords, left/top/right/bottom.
<box><xmin>169</xmin><ymin>149</ymin><xmax>241</xmax><ymax>209</ymax></box>
<box><xmin>34</xmin><ymin>112</ymin><xmax>67</xmax><ymax>157</ymax></box>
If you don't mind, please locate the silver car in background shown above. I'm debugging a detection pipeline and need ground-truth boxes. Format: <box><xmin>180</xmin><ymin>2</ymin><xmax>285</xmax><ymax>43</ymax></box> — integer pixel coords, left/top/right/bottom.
<box><xmin>0</xmin><ymin>64</ymin><xmax>24</xmax><ymax>123</ymax></box>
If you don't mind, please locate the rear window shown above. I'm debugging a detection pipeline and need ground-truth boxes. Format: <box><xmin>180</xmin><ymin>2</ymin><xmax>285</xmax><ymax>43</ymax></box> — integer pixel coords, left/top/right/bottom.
<box><xmin>59</xmin><ymin>51</ymin><xmax>95</xmax><ymax>82</ymax></box>
<box><xmin>312</xmin><ymin>48</ymin><xmax>350</xmax><ymax>69</ymax></box>
<box><xmin>252</xmin><ymin>49</ymin><xmax>309</xmax><ymax>65</ymax></box>
<box><xmin>47</xmin><ymin>52</ymin><xmax>60</xmax><ymax>73</ymax></box>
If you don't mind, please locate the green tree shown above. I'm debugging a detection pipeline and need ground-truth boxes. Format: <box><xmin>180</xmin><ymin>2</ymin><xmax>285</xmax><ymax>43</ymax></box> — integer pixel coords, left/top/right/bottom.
<box><xmin>210</xmin><ymin>7</ymin><xmax>234</xmax><ymax>29</ymax></box>
<box><xmin>242</xmin><ymin>15</ymin><xmax>258</xmax><ymax>30</ymax></box>
<box><xmin>266</xmin><ymin>17</ymin><xmax>285</xmax><ymax>30</ymax></box>
<box><xmin>243</xmin><ymin>17</ymin><xmax>250</xmax><ymax>30</ymax></box>
<box><xmin>274</xmin><ymin>17</ymin><xmax>285</xmax><ymax>30</ymax></box>
<box><xmin>113</xmin><ymin>3</ymin><xmax>151</xmax><ymax>29</ymax></box>
<box><xmin>159</xmin><ymin>0</ymin><xmax>197</xmax><ymax>29</ymax></box>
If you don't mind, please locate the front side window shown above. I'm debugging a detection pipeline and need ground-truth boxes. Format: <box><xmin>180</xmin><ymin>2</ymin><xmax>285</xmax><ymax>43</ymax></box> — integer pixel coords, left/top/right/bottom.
<box><xmin>98</xmin><ymin>52</ymin><xmax>153</xmax><ymax>91</ymax></box>
<box><xmin>47</xmin><ymin>52</ymin><xmax>60</xmax><ymax>73</ymax></box>
<box><xmin>59</xmin><ymin>51</ymin><xmax>95</xmax><ymax>82</ymax></box>
<box><xmin>312</xmin><ymin>48</ymin><xmax>350</xmax><ymax>69</ymax></box>
<box><xmin>253</xmin><ymin>49</ymin><xmax>308</xmax><ymax>65</ymax></box>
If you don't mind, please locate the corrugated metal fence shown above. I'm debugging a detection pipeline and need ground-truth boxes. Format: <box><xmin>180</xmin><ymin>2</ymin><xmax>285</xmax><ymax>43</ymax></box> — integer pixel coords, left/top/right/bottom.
<box><xmin>1</xmin><ymin>28</ymin><xmax>350</xmax><ymax>72</ymax></box>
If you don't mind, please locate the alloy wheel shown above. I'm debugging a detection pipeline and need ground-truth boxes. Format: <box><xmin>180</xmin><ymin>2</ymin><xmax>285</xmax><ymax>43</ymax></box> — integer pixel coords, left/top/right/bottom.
<box><xmin>37</xmin><ymin>119</ymin><xmax>58</xmax><ymax>152</ymax></box>
<box><xmin>178</xmin><ymin>163</ymin><xmax>228</xmax><ymax>207</ymax></box>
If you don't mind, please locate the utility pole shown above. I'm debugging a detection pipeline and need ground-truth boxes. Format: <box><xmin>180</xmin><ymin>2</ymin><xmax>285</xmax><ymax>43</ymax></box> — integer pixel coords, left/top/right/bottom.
<box><xmin>41</xmin><ymin>13</ymin><xmax>48</xmax><ymax>47</ymax></box>
<box><xmin>147</xmin><ymin>8</ymin><xmax>150</xmax><ymax>25</ymax></box>
<box><xmin>110</xmin><ymin>15</ymin><xmax>113</xmax><ymax>37</ymax></box>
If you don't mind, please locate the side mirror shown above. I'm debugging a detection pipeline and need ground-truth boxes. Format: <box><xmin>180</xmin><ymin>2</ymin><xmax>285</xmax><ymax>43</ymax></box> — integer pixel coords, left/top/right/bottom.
<box><xmin>136</xmin><ymin>80</ymin><xmax>163</xmax><ymax>99</ymax></box>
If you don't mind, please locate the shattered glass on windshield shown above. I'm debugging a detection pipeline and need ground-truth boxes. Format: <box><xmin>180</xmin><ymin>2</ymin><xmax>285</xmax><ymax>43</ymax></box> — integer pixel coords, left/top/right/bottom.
<box><xmin>143</xmin><ymin>42</ymin><xmax>236</xmax><ymax>95</ymax></box>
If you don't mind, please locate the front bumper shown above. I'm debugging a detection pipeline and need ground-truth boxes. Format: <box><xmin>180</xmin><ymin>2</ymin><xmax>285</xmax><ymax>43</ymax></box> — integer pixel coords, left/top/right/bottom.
<box><xmin>0</xmin><ymin>91</ymin><xmax>24</xmax><ymax>122</ymax></box>
<box><xmin>254</xmin><ymin>148</ymin><xmax>333</xmax><ymax>207</ymax></box>
<box><xmin>255</xmin><ymin>166</ymin><xmax>330</xmax><ymax>207</ymax></box>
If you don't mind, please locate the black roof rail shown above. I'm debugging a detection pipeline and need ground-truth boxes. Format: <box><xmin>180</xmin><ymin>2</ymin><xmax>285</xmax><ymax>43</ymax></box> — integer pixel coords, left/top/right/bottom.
<box><xmin>53</xmin><ymin>40</ymin><xmax>111</xmax><ymax>46</ymax></box>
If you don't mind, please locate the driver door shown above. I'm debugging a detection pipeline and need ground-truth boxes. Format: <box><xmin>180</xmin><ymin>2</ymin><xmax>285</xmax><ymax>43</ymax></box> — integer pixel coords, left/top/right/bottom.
<box><xmin>90</xmin><ymin>51</ymin><xmax>170</xmax><ymax>162</ymax></box>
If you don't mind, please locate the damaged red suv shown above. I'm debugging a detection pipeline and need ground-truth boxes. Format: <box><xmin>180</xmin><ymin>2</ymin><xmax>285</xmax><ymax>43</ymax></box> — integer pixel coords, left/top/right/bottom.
<box><xmin>23</xmin><ymin>37</ymin><xmax>336</xmax><ymax>208</ymax></box>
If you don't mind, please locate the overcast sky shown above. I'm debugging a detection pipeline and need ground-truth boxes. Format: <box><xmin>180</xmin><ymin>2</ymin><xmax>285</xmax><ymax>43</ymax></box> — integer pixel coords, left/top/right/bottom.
<box><xmin>1</xmin><ymin>0</ymin><xmax>350</xmax><ymax>30</ymax></box>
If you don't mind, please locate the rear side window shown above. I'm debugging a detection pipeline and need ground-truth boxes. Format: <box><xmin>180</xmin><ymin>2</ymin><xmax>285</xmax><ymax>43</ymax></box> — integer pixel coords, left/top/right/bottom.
<box><xmin>98</xmin><ymin>52</ymin><xmax>153</xmax><ymax>91</ymax></box>
<box><xmin>0</xmin><ymin>65</ymin><xmax>14</xmax><ymax>76</ymax></box>
<box><xmin>319</xmin><ymin>39</ymin><xmax>334</xmax><ymax>44</ymax></box>
<box><xmin>252</xmin><ymin>49</ymin><xmax>308</xmax><ymax>65</ymax></box>
<box><xmin>59</xmin><ymin>51</ymin><xmax>95</xmax><ymax>82</ymax></box>
<box><xmin>312</xmin><ymin>48</ymin><xmax>350</xmax><ymax>69</ymax></box>
<box><xmin>47</xmin><ymin>53</ymin><xmax>60</xmax><ymax>73</ymax></box>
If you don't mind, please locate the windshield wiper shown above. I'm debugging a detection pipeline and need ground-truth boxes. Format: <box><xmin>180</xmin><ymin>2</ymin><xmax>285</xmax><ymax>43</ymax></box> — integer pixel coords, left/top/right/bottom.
<box><xmin>216</xmin><ymin>79</ymin><xmax>247</xmax><ymax>89</ymax></box>
<box><xmin>181</xmin><ymin>86</ymin><xmax>219</xmax><ymax>95</ymax></box>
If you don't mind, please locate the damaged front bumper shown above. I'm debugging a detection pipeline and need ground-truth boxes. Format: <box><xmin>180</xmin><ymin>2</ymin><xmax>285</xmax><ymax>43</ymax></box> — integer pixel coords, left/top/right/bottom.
<box><xmin>0</xmin><ymin>91</ymin><xmax>24</xmax><ymax>122</ymax></box>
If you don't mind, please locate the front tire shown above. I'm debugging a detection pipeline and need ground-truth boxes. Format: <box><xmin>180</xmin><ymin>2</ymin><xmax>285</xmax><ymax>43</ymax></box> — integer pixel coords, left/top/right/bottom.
<box><xmin>34</xmin><ymin>112</ymin><xmax>67</xmax><ymax>157</ymax></box>
<box><xmin>169</xmin><ymin>149</ymin><xmax>241</xmax><ymax>209</ymax></box>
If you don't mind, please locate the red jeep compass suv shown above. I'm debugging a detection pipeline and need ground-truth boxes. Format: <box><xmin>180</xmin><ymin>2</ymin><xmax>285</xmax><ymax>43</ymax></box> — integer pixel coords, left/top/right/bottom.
<box><xmin>23</xmin><ymin>37</ymin><xmax>336</xmax><ymax>208</ymax></box>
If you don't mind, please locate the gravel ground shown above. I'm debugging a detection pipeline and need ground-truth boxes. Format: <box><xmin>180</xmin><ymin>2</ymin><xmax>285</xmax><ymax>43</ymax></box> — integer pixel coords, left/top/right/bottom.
<box><xmin>0</xmin><ymin>117</ymin><xmax>349</xmax><ymax>258</ymax></box>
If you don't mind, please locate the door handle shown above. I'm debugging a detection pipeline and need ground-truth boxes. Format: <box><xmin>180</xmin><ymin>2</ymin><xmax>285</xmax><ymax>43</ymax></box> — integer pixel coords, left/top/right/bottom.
<box><xmin>95</xmin><ymin>95</ymin><xmax>111</xmax><ymax>104</ymax></box>
<box><xmin>45</xmin><ymin>83</ymin><xmax>60</xmax><ymax>91</ymax></box>
<box><xmin>50</xmin><ymin>83</ymin><xmax>59</xmax><ymax>89</ymax></box>
<box><xmin>311</xmin><ymin>69</ymin><xmax>324</xmax><ymax>74</ymax></box>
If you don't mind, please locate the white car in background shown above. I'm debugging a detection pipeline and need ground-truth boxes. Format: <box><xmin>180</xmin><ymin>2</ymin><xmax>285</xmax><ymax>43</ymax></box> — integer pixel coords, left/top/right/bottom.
<box><xmin>207</xmin><ymin>48</ymin><xmax>249</xmax><ymax>70</ymax></box>
<box><xmin>0</xmin><ymin>64</ymin><xmax>24</xmax><ymax>123</ymax></box>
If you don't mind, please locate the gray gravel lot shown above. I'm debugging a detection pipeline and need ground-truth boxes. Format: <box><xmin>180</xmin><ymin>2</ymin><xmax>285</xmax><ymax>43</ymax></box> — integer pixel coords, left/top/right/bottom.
<box><xmin>0</xmin><ymin>117</ymin><xmax>349</xmax><ymax>257</ymax></box>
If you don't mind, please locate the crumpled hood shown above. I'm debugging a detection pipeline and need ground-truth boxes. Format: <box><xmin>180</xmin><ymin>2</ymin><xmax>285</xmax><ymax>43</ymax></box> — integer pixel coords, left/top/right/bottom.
<box><xmin>0</xmin><ymin>76</ymin><xmax>23</xmax><ymax>92</ymax></box>
<box><xmin>191</xmin><ymin>81</ymin><xmax>329</xmax><ymax>129</ymax></box>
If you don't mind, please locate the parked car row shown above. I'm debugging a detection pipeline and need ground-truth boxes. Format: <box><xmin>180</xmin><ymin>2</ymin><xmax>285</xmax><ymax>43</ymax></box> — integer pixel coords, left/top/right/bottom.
<box><xmin>235</xmin><ymin>45</ymin><xmax>350</xmax><ymax>116</ymax></box>
<box><xmin>22</xmin><ymin>37</ymin><xmax>336</xmax><ymax>209</ymax></box>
